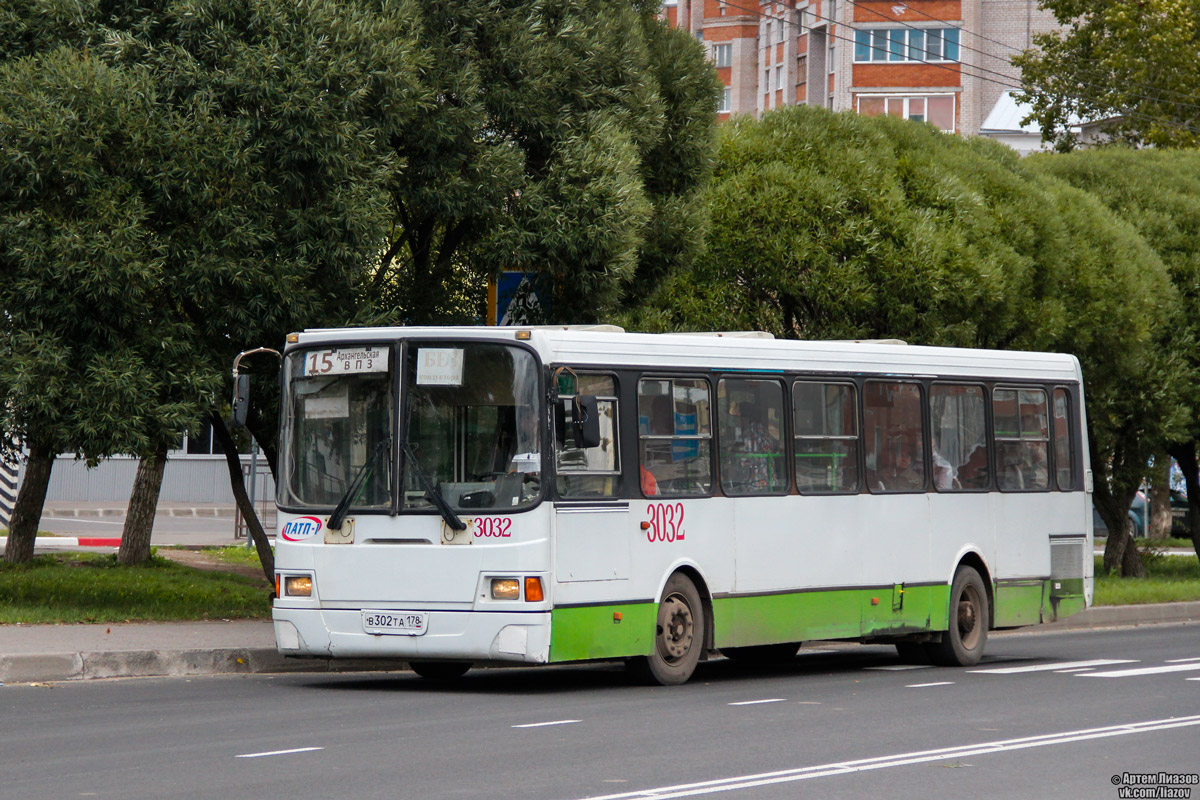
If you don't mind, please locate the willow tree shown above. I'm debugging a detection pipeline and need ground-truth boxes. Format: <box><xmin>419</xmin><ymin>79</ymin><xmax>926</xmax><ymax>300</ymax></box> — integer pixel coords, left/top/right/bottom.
<box><xmin>628</xmin><ymin>106</ymin><xmax>1180</xmax><ymax>576</ymax></box>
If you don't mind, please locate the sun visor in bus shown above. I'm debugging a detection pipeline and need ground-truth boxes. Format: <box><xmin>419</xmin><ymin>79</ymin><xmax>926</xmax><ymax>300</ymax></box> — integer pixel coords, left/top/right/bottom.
<box><xmin>555</xmin><ymin>395</ymin><xmax>602</xmax><ymax>449</ymax></box>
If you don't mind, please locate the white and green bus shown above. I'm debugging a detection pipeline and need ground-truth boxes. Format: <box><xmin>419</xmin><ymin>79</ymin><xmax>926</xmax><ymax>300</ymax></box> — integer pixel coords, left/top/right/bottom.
<box><xmin>269</xmin><ymin>326</ymin><xmax>1093</xmax><ymax>684</ymax></box>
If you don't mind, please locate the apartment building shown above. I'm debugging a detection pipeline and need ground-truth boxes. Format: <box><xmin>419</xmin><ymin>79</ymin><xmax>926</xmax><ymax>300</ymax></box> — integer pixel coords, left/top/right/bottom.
<box><xmin>664</xmin><ymin>0</ymin><xmax>1057</xmax><ymax>138</ymax></box>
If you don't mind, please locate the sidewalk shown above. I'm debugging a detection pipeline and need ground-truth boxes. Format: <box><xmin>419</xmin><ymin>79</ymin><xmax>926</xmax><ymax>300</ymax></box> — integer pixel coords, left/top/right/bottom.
<box><xmin>1</xmin><ymin>602</ymin><xmax>1197</xmax><ymax>685</ymax></box>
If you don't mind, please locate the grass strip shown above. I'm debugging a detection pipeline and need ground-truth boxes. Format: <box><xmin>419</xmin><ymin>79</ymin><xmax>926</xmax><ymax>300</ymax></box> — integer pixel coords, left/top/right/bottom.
<box><xmin>0</xmin><ymin>553</ymin><xmax>271</xmax><ymax>624</ymax></box>
<box><xmin>1094</xmin><ymin>554</ymin><xmax>1200</xmax><ymax>606</ymax></box>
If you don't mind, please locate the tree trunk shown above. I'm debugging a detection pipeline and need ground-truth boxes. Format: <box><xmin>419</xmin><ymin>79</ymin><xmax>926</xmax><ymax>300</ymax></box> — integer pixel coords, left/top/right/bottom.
<box><xmin>118</xmin><ymin>445</ymin><xmax>168</xmax><ymax>565</ymax></box>
<box><xmin>1168</xmin><ymin>442</ymin><xmax>1200</xmax><ymax>564</ymax></box>
<box><xmin>211</xmin><ymin>410</ymin><xmax>274</xmax><ymax>582</ymax></box>
<box><xmin>1098</xmin><ymin>480</ymin><xmax>1145</xmax><ymax>577</ymax></box>
<box><xmin>3</xmin><ymin>441</ymin><xmax>53</xmax><ymax>564</ymax></box>
<box><xmin>1147</xmin><ymin>452</ymin><xmax>1172</xmax><ymax>540</ymax></box>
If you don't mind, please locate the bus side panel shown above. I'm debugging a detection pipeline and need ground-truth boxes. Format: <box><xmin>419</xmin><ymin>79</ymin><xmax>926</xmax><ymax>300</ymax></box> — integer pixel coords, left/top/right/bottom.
<box><xmin>548</xmin><ymin>602</ymin><xmax>655</xmax><ymax>661</ymax></box>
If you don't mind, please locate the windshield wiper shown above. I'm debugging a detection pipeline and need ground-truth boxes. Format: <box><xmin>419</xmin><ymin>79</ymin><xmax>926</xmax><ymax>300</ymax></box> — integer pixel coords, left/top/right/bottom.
<box><xmin>400</xmin><ymin>439</ymin><xmax>467</xmax><ymax>531</ymax></box>
<box><xmin>328</xmin><ymin>438</ymin><xmax>391</xmax><ymax>531</ymax></box>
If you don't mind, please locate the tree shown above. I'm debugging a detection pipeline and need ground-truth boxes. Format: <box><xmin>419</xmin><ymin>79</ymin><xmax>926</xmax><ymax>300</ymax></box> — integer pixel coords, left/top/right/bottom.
<box><xmin>0</xmin><ymin>49</ymin><xmax>213</xmax><ymax>563</ymax></box>
<box><xmin>1029</xmin><ymin>148</ymin><xmax>1200</xmax><ymax>564</ymax></box>
<box><xmin>364</xmin><ymin>0</ymin><xmax>720</xmax><ymax>325</ymax></box>
<box><xmin>1014</xmin><ymin>0</ymin><xmax>1200</xmax><ymax>150</ymax></box>
<box><xmin>626</xmin><ymin>106</ymin><xmax>1181</xmax><ymax>575</ymax></box>
<box><xmin>1</xmin><ymin>0</ymin><xmax>424</xmax><ymax>568</ymax></box>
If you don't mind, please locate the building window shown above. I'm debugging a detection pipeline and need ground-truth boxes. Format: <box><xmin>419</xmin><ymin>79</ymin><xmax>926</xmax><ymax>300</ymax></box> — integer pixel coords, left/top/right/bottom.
<box><xmin>854</xmin><ymin>27</ymin><xmax>960</xmax><ymax>62</ymax></box>
<box><xmin>776</xmin><ymin>65</ymin><xmax>783</xmax><ymax>91</ymax></box>
<box><xmin>713</xmin><ymin>43</ymin><xmax>733</xmax><ymax>67</ymax></box>
<box><xmin>765</xmin><ymin>68</ymin><xmax>771</xmax><ymax>93</ymax></box>
<box><xmin>719</xmin><ymin>87</ymin><xmax>732</xmax><ymax>112</ymax></box>
<box><xmin>857</xmin><ymin>94</ymin><xmax>956</xmax><ymax>132</ymax></box>
<box><xmin>797</xmin><ymin>55</ymin><xmax>807</xmax><ymax>84</ymax></box>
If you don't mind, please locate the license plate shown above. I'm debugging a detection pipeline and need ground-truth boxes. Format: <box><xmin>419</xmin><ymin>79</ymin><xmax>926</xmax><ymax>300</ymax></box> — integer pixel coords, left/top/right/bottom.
<box><xmin>362</xmin><ymin>610</ymin><xmax>428</xmax><ymax>636</ymax></box>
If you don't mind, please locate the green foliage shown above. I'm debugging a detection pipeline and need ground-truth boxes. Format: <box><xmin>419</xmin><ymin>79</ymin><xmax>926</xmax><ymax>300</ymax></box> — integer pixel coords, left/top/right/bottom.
<box><xmin>0</xmin><ymin>0</ymin><xmax>424</xmax><ymax>465</ymax></box>
<box><xmin>365</xmin><ymin>0</ymin><xmax>720</xmax><ymax>325</ymax></box>
<box><xmin>1014</xmin><ymin>0</ymin><xmax>1200</xmax><ymax>149</ymax></box>
<box><xmin>627</xmin><ymin>107</ymin><xmax>1186</xmax><ymax>574</ymax></box>
<box><xmin>1093</xmin><ymin>554</ymin><xmax>1200</xmax><ymax>605</ymax></box>
<box><xmin>0</xmin><ymin>553</ymin><xmax>270</xmax><ymax>623</ymax></box>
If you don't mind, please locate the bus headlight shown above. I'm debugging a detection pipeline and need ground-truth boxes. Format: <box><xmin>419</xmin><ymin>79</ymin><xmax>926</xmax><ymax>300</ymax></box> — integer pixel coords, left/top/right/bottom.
<box><xmin>490</xmin><ymin>578</ymin><xmax>520</xmax><ymax>600</ymax></box>
<box><xmin>285</xmin><ymin>576</ymin><xmax>313</xmax><ymax>597</ymax></box>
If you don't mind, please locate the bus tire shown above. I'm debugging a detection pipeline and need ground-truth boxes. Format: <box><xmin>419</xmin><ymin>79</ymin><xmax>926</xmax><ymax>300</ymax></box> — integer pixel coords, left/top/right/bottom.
<box><xmin>722</xmin><ymin>643</ymin><xmax>799</xmax><ymax>663</ymax></box>
<box><xmin>409</xmin><ymin>661</ymin><xmax>471</xmax><ymax>680</ymax></box>
<box><xmin>629</xmin><ymin>573</ymin><xmax>705</xmax><ymax>686</ymax></box>
<box><xmin>929</xmin><ymin>565</ymin><xmax>989</xmax><ymax>667</ymax></box>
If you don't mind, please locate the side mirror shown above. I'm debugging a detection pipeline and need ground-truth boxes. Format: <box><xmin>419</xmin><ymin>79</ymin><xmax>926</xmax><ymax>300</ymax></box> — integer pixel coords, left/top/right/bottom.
<box><xmin>572</xmin><ymin>395</ymin><xmax>602</xmax><ymax>449</ymax></box>
<box><xmin>232</xmin><ymin>374</ymin><xmax>251</xmax><ymax>428</ymax></box>
<box><xmin>554</xmin><ymin>395</ymin><xmax>602</xmax><ymax>450</ymax></box>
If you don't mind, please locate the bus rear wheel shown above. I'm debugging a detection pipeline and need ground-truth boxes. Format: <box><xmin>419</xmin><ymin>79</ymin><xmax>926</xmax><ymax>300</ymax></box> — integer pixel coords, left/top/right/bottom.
<box><xmin>929</xmin><ymin>565</ymin><xmax>989</xmax><ymax>667</ymax></box>
<box><xmin>409</xmin><ymin>660</ymin><xmax>471</xmax><ymax>680</ymax></box>
<box><xmin>629</xmin><ymin>573</ymin><xmax>705</xmax><ymax>686</ymax></box>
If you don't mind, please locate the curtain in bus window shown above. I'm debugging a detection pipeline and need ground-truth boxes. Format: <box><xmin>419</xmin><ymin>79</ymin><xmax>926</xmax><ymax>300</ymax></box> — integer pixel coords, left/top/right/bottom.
<box><xmin>930</xmin><ymin>384</ymin><xmax>989</xmax><ymax>491</ymax></box>
<box><xmin>718</xmin><ymin>378</ymin><xmax>787</xmax><ymax>495</ymax></box>
<box><xmin>994</xmin><ymin>388</ymin><xmax>1049</xmax><ymax>491</ymax></box>
<box><xmin>1053</xmin><ymin>388</ymin><xmax>1074</xmax><ymax>490</ymax></box>
<box><xmin>638</xmin><ymin>378</ymin><xmax>712</xmax><ymax>496</ymax></box>
<box><xmin>555</xmin><ymin>373</ymin><xmax>621</xmax><ymax>498</ymax></box>
<box><xmin>863</xmin><ymin>381</ymin><xmax>925</xmax><ymax>493</ymax></box>
<box><xmin>793</xmin><ymin>381</ymin><xmax>859</xmax><ymax>493</ymax></box>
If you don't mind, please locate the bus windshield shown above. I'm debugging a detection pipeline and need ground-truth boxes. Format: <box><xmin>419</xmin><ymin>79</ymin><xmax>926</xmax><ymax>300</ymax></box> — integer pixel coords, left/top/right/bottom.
<box><xmin>402</xmin><ymin>342</ymin><xmax>541</xmax><ymax>513</ymax></box>
<box><xmin>280</xmin><ymin>345</ymin><xmax>394</xmax><ymax>510</ymax></box>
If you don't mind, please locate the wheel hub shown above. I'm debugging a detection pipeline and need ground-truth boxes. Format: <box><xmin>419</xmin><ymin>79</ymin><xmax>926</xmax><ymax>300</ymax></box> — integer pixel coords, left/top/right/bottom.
<box><xmin>660</xmin><ymin>594</ymin><xmax>694</xmax><ymax>661</ymax></box>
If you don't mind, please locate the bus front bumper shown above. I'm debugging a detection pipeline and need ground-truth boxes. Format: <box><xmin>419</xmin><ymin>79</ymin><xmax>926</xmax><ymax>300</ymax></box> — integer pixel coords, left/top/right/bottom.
<box><xmin>272</xmin><ymin>607</ymin><xmax>552</xmax><ymax>664</ymax></box>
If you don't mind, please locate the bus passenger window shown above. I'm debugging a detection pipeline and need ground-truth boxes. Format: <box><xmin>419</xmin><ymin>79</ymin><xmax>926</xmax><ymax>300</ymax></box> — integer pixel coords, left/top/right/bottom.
<box><xmin>718</xmin><ymin>379</ymin><xmax>787</xmax><ymax>495</ymax></box>
<box><xmin>994</xmin><ymin>388</ymin><xmax>1049</xmax><ymax>491</ymax></box>
<box><xmin>1053</xmin><ymin>388</ymin><xmax>1074</xmax><ymax>490</ymax></box>
<box><xmin>863</xmin><ymin>381</ymin><xmax>925</xmax><ymax>493</ymax></box>
<box><xmin>792</xmin><ymin>381</ymin><xmax>858</xmax><ymax>494</ymax></box>
<box><xmin>930</xmin><ymin>384</ymin><xmax>989</xmax><ymax>491</ymax></box>
<box><xmin>638</xmin><ymin>378</ymin><xmax>712</xmax><ymax>497</ymax></box>
<box><xmin>555</xmin><ymin>373</ymin><xmax>620</xmax><ymax>498</ymax></box>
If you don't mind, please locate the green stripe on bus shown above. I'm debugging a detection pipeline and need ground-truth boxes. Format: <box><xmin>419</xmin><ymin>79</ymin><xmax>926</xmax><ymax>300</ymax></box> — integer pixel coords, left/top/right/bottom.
<box><xmin>549</xmin><ymin>578</ymin><xmax>1078</xmax><ymax>662</ymax></box>
<box><xmin>549</xmin><ymin>603</ymin><xmax>657</xmax><ymax>662</ymax></box>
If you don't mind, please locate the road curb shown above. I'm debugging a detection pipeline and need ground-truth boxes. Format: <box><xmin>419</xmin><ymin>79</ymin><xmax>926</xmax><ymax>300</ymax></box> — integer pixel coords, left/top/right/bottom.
<box><xmin>0</xmin><ymin>648</ymin><xmax>414</xmax><ymax>684</ymax></box>
<box><xmin>1034</xmin><ymin>601</ymin><xmax>1200</xmax><ymax>630</ymax></box>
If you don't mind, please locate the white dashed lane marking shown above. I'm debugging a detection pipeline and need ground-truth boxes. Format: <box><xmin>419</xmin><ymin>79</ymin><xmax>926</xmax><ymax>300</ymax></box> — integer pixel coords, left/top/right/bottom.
<box><xmin>728</xmin><ymin>699</ymin><xmax>787</xmax><ymax>706</ymax></box>
<box><xmin>236</xmin><ymin>747</ymin><xmax>324</xmax><ymax>759</ymax></box>
<box><xmin>968</xmin><ymin>659</ymin><xmax>1136</xmax><ymax>674</ymax></box>
<box><xmin>512</xmin><ymin>719</ymin><xmax>581</xmax><ymax>729</ymax></box>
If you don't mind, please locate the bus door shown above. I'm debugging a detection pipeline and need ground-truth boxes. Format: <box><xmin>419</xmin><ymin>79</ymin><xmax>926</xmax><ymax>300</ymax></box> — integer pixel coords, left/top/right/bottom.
<box><xmin>551</xmin><ymin>373</ymin><xmax>628</xmax><ymax>582</ymax></box>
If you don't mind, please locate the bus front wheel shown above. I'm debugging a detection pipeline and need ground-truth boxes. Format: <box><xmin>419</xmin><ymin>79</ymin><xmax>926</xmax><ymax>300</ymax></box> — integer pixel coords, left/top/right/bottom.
<box><xmin>929</xmin><ymin>565</ymin><xmax>989</xmax><ymax>667</ymax></box>
<box><xmin>629</xmin><ymin>573</ymin><xmax>705</xmax><ymax>686</ymax></box>
<box><xmin>409</xmin><ymin>661</ymin><xmax>471</xmax><ymax>680</ymax></box>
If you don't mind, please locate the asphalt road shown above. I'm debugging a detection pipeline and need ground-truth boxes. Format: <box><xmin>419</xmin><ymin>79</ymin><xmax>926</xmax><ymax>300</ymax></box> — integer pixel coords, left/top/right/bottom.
<box><xmin>3</xmin><ymin>625</ymin><xmax>1198</xmax><ymax>800</ymax></box>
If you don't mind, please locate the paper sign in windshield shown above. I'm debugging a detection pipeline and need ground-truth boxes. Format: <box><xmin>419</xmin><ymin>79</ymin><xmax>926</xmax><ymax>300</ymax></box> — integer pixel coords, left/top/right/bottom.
<box><xmin>303</xmin><ymin>347</ymin><xmax>388</xmax><ymax>376</ymax></box>
<box><xmin>305</xmin><ymin>393</ymin><xmax>349</xmax><ymax>419</ymax></box>
<box><xmin>416</xmin><ymin>348</ymin><xmax>464</xmax><ymax>386</ymax></box>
